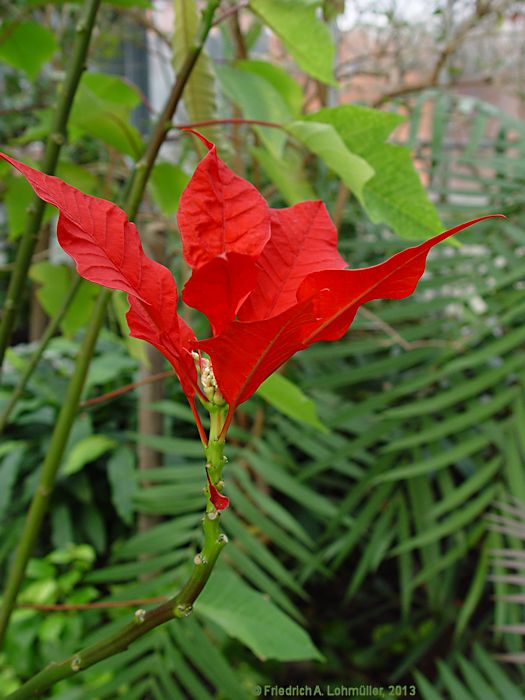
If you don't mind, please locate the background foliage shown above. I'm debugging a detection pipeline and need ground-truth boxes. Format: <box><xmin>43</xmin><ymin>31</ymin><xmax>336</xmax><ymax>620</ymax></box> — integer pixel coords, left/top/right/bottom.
<box><xmin>1</xmin><ymin>0</ymin><xmax>525</xmax><ymax>697</ymax></box>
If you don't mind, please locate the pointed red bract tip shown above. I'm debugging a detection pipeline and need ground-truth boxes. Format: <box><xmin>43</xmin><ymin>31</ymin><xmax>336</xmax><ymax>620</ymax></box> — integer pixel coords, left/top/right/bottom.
<box><xmin>207</xmin><ymin>472</ymin><xmax>229</xmax><ymax>511</ymax></box>
<box><xmin>180</xmin><ymin>127</ymin><xmax>214</xmax><ymax>152</ymax></box>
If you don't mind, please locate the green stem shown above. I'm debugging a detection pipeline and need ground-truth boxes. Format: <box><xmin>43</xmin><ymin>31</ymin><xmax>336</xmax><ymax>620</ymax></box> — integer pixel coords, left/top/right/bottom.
<box><xmin>0</xmin><ymin>0</ymin><xmax>220</xmax><ymax>652</ymax></box>
<box><xmin>0</xmin><ymin>290</ymin><xmax>109</xmax><ymax>646</ymax></box>
<box><xmin>0</xmin><ymin>0</ymin><xmax>102</xmax><ymax>372</ymax></box>
<box><xmin>6</xmin><ymin>405</ymin><xmax>229</xmax><ymax>699</ymax></box>
<box><xmin>0</xmin><ymin>277</ymin><xmax>82</xmax><ymax>434</ymax></box>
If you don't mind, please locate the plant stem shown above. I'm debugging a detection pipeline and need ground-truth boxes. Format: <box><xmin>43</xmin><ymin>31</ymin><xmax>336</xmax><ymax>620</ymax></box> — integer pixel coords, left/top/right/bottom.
<box><xmin>0</xmin><ymin>277</ymin><xmax>82</xmax><ymax>434</ymax></box>
<box><xmin>6</xmin><ymin>404</ymin><xmax>229</xmax><ymax>699</ymax></box>
<box><xmin>0</xmin><ymin>289</ymin><xmax>109</xmax><ymax>647</ymax></box>
<box><xmin>0</xmin><ymin>0</ymin><xmax>102</xmax><ymax>372</ymax></box>
<box><xmin>0</xmin><ymin>0</ymin><xmax>220</xmax><ymax>649</ymax></box>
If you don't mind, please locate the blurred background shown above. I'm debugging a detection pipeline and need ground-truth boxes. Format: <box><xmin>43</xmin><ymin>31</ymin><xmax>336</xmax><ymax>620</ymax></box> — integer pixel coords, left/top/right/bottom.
<box><xmin>1</xmin><ymin>0</ymin><xmax>525</xmax><ymax>697</ymax></box>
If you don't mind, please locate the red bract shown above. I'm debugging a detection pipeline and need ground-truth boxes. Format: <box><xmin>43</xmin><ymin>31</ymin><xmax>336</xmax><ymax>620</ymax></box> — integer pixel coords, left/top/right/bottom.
<box><xmin>0</xmin><ymin>138</ymin><xmax>503</xmax><ymax>509</ymax></box>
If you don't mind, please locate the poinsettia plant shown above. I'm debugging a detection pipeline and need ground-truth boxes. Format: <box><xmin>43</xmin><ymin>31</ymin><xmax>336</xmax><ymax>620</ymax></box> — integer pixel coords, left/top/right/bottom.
<box><xmin>0</xmin><ymin>131</ymin><xmax>499</xmax><ymax>516</ymax></box>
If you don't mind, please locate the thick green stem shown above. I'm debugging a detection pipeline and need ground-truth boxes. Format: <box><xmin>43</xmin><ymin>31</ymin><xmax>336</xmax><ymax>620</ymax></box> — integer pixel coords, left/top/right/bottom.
<box><xmin>0</xmin><ymin>0</ymin><xmax>220</xmax><ymax>653</ymax></box>
<box><xmin>0</xmin><ymin>0</ymin><xmax>102</xmax><ymax>371</ymax></box>
<box><xmin>6</xmin><ymin>404</ymin><xmax>229</xmax><ymax>699</ymax></box>
<box><xmin>0</xmin><ymin>277</ymin><xmax>82</xmax><ymax>434</ymax></box>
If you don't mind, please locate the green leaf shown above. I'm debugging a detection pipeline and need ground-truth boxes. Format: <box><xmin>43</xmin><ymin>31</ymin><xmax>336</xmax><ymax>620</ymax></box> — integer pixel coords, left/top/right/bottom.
<box><xmin>248</xmin><ymin>0</ymin><xmax>336</xmax><ymax>85</ymax></box>
<box><xmin>70</xmin><ymin>73</ymin><xmax>143</xmax><ymax>156</ymax></box>
<box><xmin>0</xmin><ymin>22</ymin><xmax>57</xmax><ymax>78</ymax></box>
<box><xmin>148</xmin><ymin>162</ymin><xmax>189</xmax><ymax>216</ymax></box>
<box><xmin>288</xmin><ymin>120</ymin><xmax>374</xmax><ymax>202</ymax></box>
<box><xmin>305</xmin><ymin>105</ymin><xmax>443</xmax><ymax>238</ymax></box>
<box><xmin>62</xmin><ymin>435</ymin><xmax>117</xmax><ymax>476</ymax></box>
<box><xmin>112</xmin><ymin>291</ymin><xmax>149</xmax><ymax>366</ymax></box>
<box><xmin>252</xmin><ymin>146</ymin><xmax>316</xmax><ymax>205</ymax></box>
<box><xmin>107</xmin><ymin>447</ymin><xmax>137</xmax><ymax>525</ymax></box>
<box><xmin>196</xmin><ymin>567</ymin><xmax>323</xmax><ymax>661</ymax></box>
<box><xmin>238</xmin><ymin>59</ymin><xmax>303</xmax><ymax>115</ymax></box>
<box><xmin>55</xmin><ymin>161</ymin><xmax>99</xmax><ymax>194</ymax></box>
<box><xmin>257</xmin><ymin>374</ymin><xmax>328</xmax><ymax>433</ymax></box>
<box><xmin>173</xmin><ymin>0</ymin><xmax>220</xmax><ymax>144</ymax></box>
<box><xmin>28</xmin><ymin>262</ymin><xmax>99</xmax><ymax>337</ymax></box>
<box><xmin>4</xmin><ymin>176</ymin><xmax>35</xmax><ymax>240</ymax></box>
<box><xmin>0</xmin><ymin>445</ymin><xmax>26</xmax><ymax>521</ymax></box>
<box><xmin>216</xmin><ymin>64</ymin><xmax>291</xmax><ymax>157</ymax></box>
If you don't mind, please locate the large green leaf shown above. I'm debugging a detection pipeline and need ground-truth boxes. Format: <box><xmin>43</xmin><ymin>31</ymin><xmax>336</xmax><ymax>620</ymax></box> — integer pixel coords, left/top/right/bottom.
<box><xmin>248</xmin><ymin>0</ymin><xmax>336</xmax><ymax>85</ymax></box>
<box><xmin>196</xmin><ymin>567</ymin><xmax>323</xmax><ymax>661</ymax></box>
<box><xmin>0</xmin><ymin>21</ymin><xmax>57</xmax><ymax>78</ymax></box>
<box><xmin>306</xmin><ymin>105</ymin><xmax>443</xmax><ymax>238</ymax></box>
<box><xmin>288</xmin><ymin>120</ymin><xmax>374</xmax><ymax>202</ymax></box>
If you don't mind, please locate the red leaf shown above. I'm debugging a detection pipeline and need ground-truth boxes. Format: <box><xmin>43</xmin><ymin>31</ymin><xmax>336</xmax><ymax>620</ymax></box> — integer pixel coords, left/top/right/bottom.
<box><xmin>126</xmin><ymin>299</ymin><xmax>198</xmax><ymax>400</ymax></box>
<box><xmin>0</xmin><ymin>153</ymin><xmax>166</xmax><ymax>302</ymax></box>
<box><xmin>182</xmin><ymin>253</ymin><xmax>258</xmax><ymax>335</ymax></box>
<box><xmin>177</xmin><ymin>131</ymin><xmax>271</xmax><ymax>269</ymax></box>
<box><xmin>239</xmin><ymin>201</ymin><xmax>347</xmax><ymax>321</ymax></box>
<box><xmin>298</xmin><ymin>216</ymin><xmax>504</xmax><ymax>344</ymax></box>
<box><xmin>207</xmin><ymin>472</ymin><xmax>230</xmax><ymax>511</ymax></box>
<box><xmin>198</xmin><ymin>297</ymin><xmax>323</xmax><ymax>409</ymax></box>
<box><xmin>202</xmin><ymin>216</ymin><xmax>503</xmax><ymax>412</ymax></box>
<box><xmin>0</xmin><ymin>152</ymin><xmax>199</xmax><ymax>399</ymax></box>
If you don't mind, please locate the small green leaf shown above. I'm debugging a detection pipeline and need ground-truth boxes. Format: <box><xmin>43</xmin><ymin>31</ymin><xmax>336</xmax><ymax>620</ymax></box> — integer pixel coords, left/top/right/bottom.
<box><xmin>149</xmin><ymin>162</ymin><xmax>189</xmax><ymax>216</ymax></box>
<box><xmin>70</xmin><ymin>73</ymin><xmax>143</xmax><ymax>156</ymax></box>
<box><xmin>28</xmin><ymin>262</ymin><xmax>99</xmax><ymax>337</ymax></box>
<box><xmin>252</xmin><ymin>146</ymin><xmax>316</xmax><ymax>205</ymax></box>
<box><xmin>0</xmin><ymin>445</ymin><xmax>26</xmax><ymax>521</ymax></box>
<box><xmin>111</xmin><ymin>292</ymin><xmax>149</xmax><ymax>366</ymax></box>
<box><xmin>257</xmin><ymin>374</ymin><xmax>328</xmax><ymax>433</ymax></box>
<box><xmin>62</xmin><ymin>435</ymin><xmax>117</xmax><ymax>476</ymax></box>
<box><xmin>4</xmin><ymin>176</ymin><xmax>35</xmax><ymax>240</ymax></box>
<box><xmin>249</xmin><ymin>0</ymin><xmax>336</xmax><ymax>85</ymax></box>
<box><xmin>288</xmin><ymin>120</ymin><xmax>374</xmax><ymax>202</ymax></box>
<box><xmin>196</xmin><ymin>567</ymin><xmax>323</xmax><ymax>661</ymax></box>
<box><xmin>0</xmin><ymin>22</ymin><xmax>57</xmax><ymax>78</ymax></box>
<box><xmin>107</xmin><ymin>447</ymin><xmax>137</xmax><ymax>525</ymax></box>
<box><xmin>56</xmin><ymin>161</ymin><xmax>98</xmax><ymax>194</ymax></box>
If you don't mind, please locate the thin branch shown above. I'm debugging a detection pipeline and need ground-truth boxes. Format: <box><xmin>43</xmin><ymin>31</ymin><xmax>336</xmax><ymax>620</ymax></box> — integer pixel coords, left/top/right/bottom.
<box><xmin>213</xmin><ymin>0</ymin><xmax>249</xmax><ymax>26</ymax></box>
<box><xmin>17</xmin><ymin>597</ymin><xmax>168</xmax><ymax>611</ymax></box>
<box><xmin>174</xmin><ymin>117</ymin><xmax>284</xmax><ymax>131</ymax></box>
<box><xmin>79</xmin><ymin>370</ymin><xmax>174</xmax><ymax>409</ymax></box>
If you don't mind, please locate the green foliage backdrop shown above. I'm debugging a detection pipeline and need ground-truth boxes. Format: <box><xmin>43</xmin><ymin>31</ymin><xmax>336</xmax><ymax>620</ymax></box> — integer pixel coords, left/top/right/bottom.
<box><xmin>1</xmin><ymin>1</ymin><xmax>524</xmax><ymax>698</ymax></box>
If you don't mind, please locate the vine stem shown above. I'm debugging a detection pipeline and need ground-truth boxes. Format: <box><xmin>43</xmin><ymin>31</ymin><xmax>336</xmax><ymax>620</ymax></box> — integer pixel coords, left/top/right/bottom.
<box><xmin>6</xmin><ymin>403</ymin><xmax>229</xmax><ymax>699</ymax></box>
<box><xmin>0</xmin><ymin>0</ymin><xmax>102</xmax><ymax>372</ymax></box>
<box><xmin>0</xmin><ymin>0</ymin><xmax>220</xmax><ymax>649</ymax></box>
